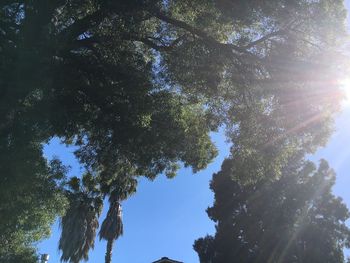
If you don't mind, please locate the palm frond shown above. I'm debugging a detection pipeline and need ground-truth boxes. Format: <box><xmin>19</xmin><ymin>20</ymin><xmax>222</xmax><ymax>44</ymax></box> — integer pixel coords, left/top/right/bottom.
<box><xmin>99</xmin><ymin>201</ymin><xmax>123</xmax><ymax>241</ymax></box>
<box><xmin>59</xmin><ymin>192</ymin><xmax>102</xmax><ymax>263</ymax></box>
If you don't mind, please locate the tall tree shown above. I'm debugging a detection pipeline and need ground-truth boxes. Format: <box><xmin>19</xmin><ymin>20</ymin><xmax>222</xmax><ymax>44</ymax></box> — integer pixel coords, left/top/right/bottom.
<box><xmin>99</xmin><ymin>175</ymin><xmax>137</xmax><ymax>263</ymax></box>
<box><xmin>194</xmin><ymin>157</ymin><xmax>350</xmax><ymax>263</ymax></box>
<box><xmin>59</xmin><ymin>173</ymin><xmax>103</xmax><ymax>263</ymax></box>
<box><xmin>99</xmin><ymin>201</ymin><xmax>123</xmax><ymax>263</ymax></box>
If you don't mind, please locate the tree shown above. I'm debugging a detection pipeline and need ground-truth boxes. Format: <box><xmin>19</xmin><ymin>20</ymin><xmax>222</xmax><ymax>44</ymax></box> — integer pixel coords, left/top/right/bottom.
<box><xmin>194</xmin><ymin>157</ymin><xmax>350</xmax><ymax>263</ymax></box>
<box><xmin>58</xmin><ymin>167</ymin><xmax>137</xmax><ymax>263</ymax></box>
<box><xmin>0</xmin><ymin>149</ymin><xmax>68</xmax><ymax>262</ymax></box>
<box><xmin>99</xmin><ymin>175</ymin><xmax>137</xmax><ymax>263</ymax></box>
<box><xmin>99</xmin><ymin>201</ymin><xmax>123</xmax><ymax>263</ymax></box>
<box><xmin>0</xmin><ymin>0</ymin><xmax>346</xmax><ymax>183</ymax></box>
<box><xmin>59</xmin><ymin>174</ymin><xmax>103</xmax><ymax>263</ymax></box>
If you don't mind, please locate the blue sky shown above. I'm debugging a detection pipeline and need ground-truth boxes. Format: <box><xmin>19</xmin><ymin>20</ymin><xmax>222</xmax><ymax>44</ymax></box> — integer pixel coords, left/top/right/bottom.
<box><xmin>38</xmin><ymin>2</ymin><xmax>350</xmax><ymax>262</ymax></box>
<box><xmin>38</xmin><ymin>131</ymin><xmax>230</xmax><ymax>263</ymax></box>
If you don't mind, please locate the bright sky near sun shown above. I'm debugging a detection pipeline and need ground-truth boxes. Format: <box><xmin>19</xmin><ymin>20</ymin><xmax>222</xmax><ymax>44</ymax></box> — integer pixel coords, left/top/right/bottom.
<box><xmin>340</xmin><ymin>78</ymin><xmax>350</xmax><ymax>106</ymax></box>
<box><xmin>38</xmin><ymin>1</ymin><xmax>350</xmax><ymax>262</ymax></box>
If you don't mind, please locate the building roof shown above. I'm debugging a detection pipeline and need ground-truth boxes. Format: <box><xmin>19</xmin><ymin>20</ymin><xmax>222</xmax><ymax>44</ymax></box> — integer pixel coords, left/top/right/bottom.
<box><xmin>152</xmin><ymin>256</ymin><xmax>183</xmax><ymax>263</ymax></box>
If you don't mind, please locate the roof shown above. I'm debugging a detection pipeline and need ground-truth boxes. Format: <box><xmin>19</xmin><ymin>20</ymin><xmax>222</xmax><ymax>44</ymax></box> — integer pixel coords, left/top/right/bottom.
<box><xmin>152</xmin><ymin>257</ymin><xmax>183</xmax><ymax>263</ymax></box>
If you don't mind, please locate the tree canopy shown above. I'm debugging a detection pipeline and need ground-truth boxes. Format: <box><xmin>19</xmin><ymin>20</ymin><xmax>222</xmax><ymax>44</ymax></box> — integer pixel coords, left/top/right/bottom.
<box><xmin>1</xmin><ymin>0</ymin><xmax>346</xmax><ymax>181</ymax></box>
<box><xmin>194</xmin><ymin>157</ymin><xmax>350</xmax><ymax>263</ymax></box>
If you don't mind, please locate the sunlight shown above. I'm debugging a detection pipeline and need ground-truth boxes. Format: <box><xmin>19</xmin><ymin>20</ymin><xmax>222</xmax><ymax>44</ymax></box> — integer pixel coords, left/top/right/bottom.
<box><xmin>339</xmin><ymin>78</ymin><xmax>350</xmax><ymax>106</ymax></box>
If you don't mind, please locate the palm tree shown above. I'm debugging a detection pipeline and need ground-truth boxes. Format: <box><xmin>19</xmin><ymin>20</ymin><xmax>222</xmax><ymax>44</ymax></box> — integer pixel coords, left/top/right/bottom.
<box><xmin>99</xmin><ymin>199</ymin><xmax>123</xmax><ymax>263</ymax></box>
<box><xmin>99</xmin><ymin>175</ymin><xmax>137</xmax><ymax>263</ymax></box>
<box><xmin>59</xmin><ymin>174</ymin><xmax>103</xmax><ymax>263</ymax></box>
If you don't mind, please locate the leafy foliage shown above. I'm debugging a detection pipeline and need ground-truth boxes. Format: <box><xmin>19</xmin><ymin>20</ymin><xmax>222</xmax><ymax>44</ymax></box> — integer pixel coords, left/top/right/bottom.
<box><xmin>0</xmin><ymin>1</ymin><xmax>217</xmax><ymax>260</ymax></box>
<box><xmin>194</xmin><ymin>157</ymin><xmax>350</xmax><ymax>263</ymax></box>
<box><xmin>0</xmin><ymin>0</ymin><xmax>346</xmax><ymax>184</ymax></box>
<box><xmin>0</xmin><ymin>143</ymin><xmax>67</xmax><ymax>262</ymax></box>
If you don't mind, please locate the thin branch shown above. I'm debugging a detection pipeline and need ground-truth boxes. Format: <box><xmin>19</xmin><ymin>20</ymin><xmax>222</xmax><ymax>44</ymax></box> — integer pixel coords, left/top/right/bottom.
<box><xmin>151</xmin><ymin>10</ymin><xmax>244</xmax><ymax>53</ymax></box>
<box><xmin>243</xmin><ymin>18</ymin><xmax>301</xmax><ymax>50</ymax></box>
<box><xmin>289</xmin><ymin>28</ymin><xmax>322</xmax><ymax>50</ymax></box>
<box><xmin>132</xmin><ymin>34</ymin><xmax>187</xmax><ymax>52</ymax></box>
<box><xmin>138</xmin><ymin>37</ymin><xmax>169</xmax><ymax>51</ymax></box>
<box><xmin>244</xmin><ymin>30</ymin><xmax>285</xmax><ymax>49</ymax></box>
<box><xmin>67</xmin><ymin>34</ymin><xmax>187</xmax><ymax>53</ymax></box>
<box><xmin>58</xmin><ymin>9</ymin><xmax>105</xmax><ymax>40</ymax></box>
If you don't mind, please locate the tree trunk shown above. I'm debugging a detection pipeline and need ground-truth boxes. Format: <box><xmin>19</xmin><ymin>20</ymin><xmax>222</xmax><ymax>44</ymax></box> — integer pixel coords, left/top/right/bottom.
<box><xmin>105</xmin><ymin>238</ymin><xmax>114</xmax><ymax>263</ymax></box>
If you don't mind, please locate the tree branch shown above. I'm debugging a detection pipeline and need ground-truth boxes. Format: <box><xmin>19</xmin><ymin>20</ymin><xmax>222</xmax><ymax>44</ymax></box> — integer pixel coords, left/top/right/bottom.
<box><xmin>244</xmin><ymin>30</ymin><xmax>285</xmax><ymax>49</ymax></box>
<box><xmin>66</xmin><ymin>34</ymin><xmax>187</xmax><ymax>53</ymax></box>
<box><xmin>58</xmin><ymin>9</ymin><xmax>106</xmax><ymax>40</ymax></box>
<box><xmin>140</xmin><ymin>35</ymin><xmax>187</xmax><ymax>51</ymax></box>
<box><xmin>151</xmin><ymin>10</ymin><xmax>244</xmax><ymax>53</ymax></box>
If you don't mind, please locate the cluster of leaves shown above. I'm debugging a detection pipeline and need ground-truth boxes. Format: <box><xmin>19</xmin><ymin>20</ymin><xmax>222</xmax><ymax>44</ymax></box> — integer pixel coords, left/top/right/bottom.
<box><xmin>194</xmin><ymin>157</ymin><xmax>350</xmax><ymax>263</ymax></box>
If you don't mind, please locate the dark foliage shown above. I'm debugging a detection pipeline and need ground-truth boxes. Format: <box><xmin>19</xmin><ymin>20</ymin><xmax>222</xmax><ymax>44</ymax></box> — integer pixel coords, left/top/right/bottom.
<box><xmin>194</xmin><ymin>158</ymin><xmax>350</xmax><ymax>263</ymax></box>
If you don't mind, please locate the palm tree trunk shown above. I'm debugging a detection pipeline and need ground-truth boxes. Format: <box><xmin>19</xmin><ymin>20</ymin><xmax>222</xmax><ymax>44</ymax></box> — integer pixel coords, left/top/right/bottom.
<box><xmin>105</xmin><ymin>238</ymin><xmax>114</xmax><ymax>263</ymax></box>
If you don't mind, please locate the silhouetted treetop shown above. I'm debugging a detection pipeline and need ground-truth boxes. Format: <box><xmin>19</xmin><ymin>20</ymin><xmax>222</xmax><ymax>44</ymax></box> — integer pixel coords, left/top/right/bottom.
<box><xmin>195</xmin><ymin>157</ymin><xmax>350</xmax><ymax>263</ymax></box>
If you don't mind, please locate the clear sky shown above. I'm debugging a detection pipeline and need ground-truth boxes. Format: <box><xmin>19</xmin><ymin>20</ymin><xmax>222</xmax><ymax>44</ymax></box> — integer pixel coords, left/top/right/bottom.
<box><xmin>38</xmin><ymin>130</ymin><xmax>230</xmax><ymax>263</ymax></box>
<box><xmin>38</xmin><ymin>2</ymin><xmax>350</xmax><ymax>262</ymax></box>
